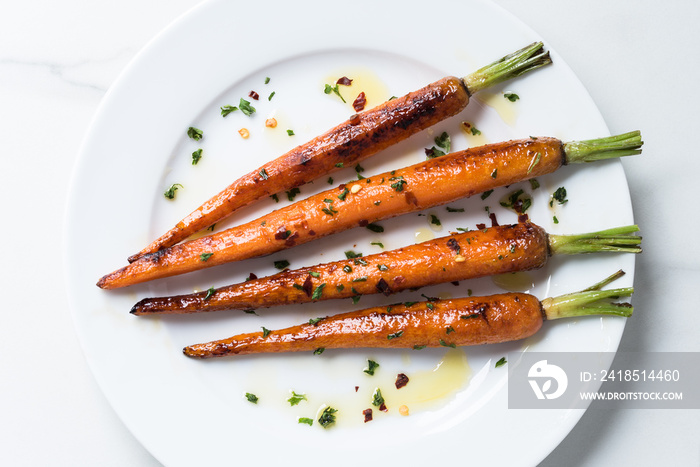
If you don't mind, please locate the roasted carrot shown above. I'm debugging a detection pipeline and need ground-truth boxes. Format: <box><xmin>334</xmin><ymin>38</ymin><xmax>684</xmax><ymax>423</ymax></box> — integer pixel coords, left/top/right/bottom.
<box><xmin>183</xmin><ymin>271</ymin><xmax>633</xmax><ymax>358</ymax></box>
<box><xmin>128</xmin><ymin>42</ymin><xmax>551</xmax><ymax>263</ymax></box>
<box><xmin>97</xmin><ymin>131</ymin><xmax>642</xmax><ymax>289</ymax></box>
<box><xmin>131</xmin><ymin>223</ymin><xmax>641</xmax><ymax>315</ymax></box>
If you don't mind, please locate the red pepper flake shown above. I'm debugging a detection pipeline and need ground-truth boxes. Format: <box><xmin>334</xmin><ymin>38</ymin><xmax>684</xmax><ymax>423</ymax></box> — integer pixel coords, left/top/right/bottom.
<box><xmin>395</xmin><ymin>373</ymin><xmax>409</xmax><ymax>389</ymax></box>
<box><xmin>302</xmin><ymin>275</ymin><xmax>313</xmax><ymax>297</ymax></box>
<box><xmin>376</xmin><ymin>278</ymin><xmax>392</xmax><ymax>296</ymax></box>
<box><xmin>518</xmin><ymin>214</ymin><xmax>530</xmax><ymax>223</ymax></box>
<box><xmin>349</xmin><ymin>113</ymin><xmax>361</xmax><ymax>126</ymax></box>
<box><xmin>489</xmin><ymin>212</ymin><xmax>499</xmax><ymax>227</ymax></box>
<box><xmin>355</xmin><ymin>386</ymin><xmax>359</xmax><ymax>392</ymax></box>
<box><xmin>476</xmin><ymin>223</ymin><xmax>487</xmax><ymax>230</ymax></box>
<box><xmin>337</xmin><ymin>76</ymin><xmax>353</xmax><ymax>86</ymax></box>
<box><xmin>246</xmin><ymin>272</ymin><xmax>258</xmax><ymax>281</ymax></box>
<box><xmin>363</xmin><ymin>408</ymin><xmax>373</xmax><ymax>422</ymax></box>
<box><xmin>379</xmin><ymin>403</ymin><xmax>388</xmax><ymax>412</ymax></box>
<box><xmin>274</xmin><ymin>226</ymin><xmax>291</xmax><ymax>240</ymax></box>
<box><xmin>352</xmin><ymin>92</ymin><xmax>367</xmax><ymax>112</ymax></box>
<box><xmin>249</xmin><ymin>91</ymin><xmax>260</xmax><ymax>100</ymax></box>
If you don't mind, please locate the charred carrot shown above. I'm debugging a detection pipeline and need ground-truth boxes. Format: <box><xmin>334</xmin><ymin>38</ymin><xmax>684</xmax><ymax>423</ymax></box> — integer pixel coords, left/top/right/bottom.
<box><xmin>97</xmin><ymin>131</ymin><xmax>642</xmax><ymax>289</ymax></box>
<box><xmin>128</xmin><ymin>42</ymin><xmax>551</xmax><ymax>262</ymax></box>
<box><xmin>131</xmin><ymin>223</ymin><xmax>640</xmax><ymax>315</ymax></box>
<box><xmin>183</xmin><ymin>271</ymin><xmax>633</xmax><ymax>358</ymax></box>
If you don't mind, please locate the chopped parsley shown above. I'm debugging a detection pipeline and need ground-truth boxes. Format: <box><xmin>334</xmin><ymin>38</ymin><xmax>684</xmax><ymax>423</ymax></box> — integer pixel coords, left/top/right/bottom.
<box><xmin>550</xmin><ymin>187</ymin><xmax>568</xmax><ymax>206</ymax></box>
<box><xmin>500</xmin><ymin>189</ymin><xmax>532</xmax><ymax>214</ymax></box>
<box><xmin>345</xmin><ymin>250</ymin><xmax>362</xmax><ymax>259</ymax></box>
<box><xmin>491</xmin><ymin>169</ymin><xmax>498</xmax><ymax>179</ymax></box>
<box><xmin>268</xmin><ymin>91</ymin><xmax>275</xmax><ymax>101</ymax></box>
<box><xmin>470</xmin><ymin>125</ymin><xmax>482</xmax><ymax>136</ymax></box>
<box><xmin>553</xmin><ymin>215</ymin><xmax>559</xmax><ymax>224</ymax></box>
<box><xmin>355</xmin><ymin>164</ymin><xmax>365</xmax><ymax>174</ymax></box>
<box><xmin>191</xmin><ymin>148</ymin><xmax>203</xmax><ymax>165</ymax></box>
<box><xmin>529</xmin><ymin>179</ymin><xmax>540</xmax><ymax>190</ymax></box>
<box><xmin>259</xmin><ymin>169</ymin><xmax>269</xmax><ymax>180</ymax></box>
<box><xmin>429</xmin><ymin>214</ymin><xmax>441</xmax><ymax>227</ymax></box>
<box><xmin>238</xmin><ymin>98</ymin><xmax>256</xmax><ymax>116</ymax></box>
<box><xmin>352</xmin><ymin>277</ymin><xmax>368</xmax><ymax>282</ymax></box>
<box><xmin>262</xmin><ymin>327</ymin><xmax>272</xmax><ymax>338</ymax></box>
<box><xmin>318</xmin><ymin>407</ymin><xmax>337</xmax><ymax>428</ymax></box>
<box><xmin>287</xmin><ymin>129</ymin><xmax>295</xmax><ymax>136</ymax></box>
<box><xmin>264</xmin><ymin>77</ymin><xmax>270</xmax><ymax>84</ymax></box>
<box><xmin>425</xmin><ymin>131</ymin><xmax>451</xmax><ymax>158</ymax></box>
<box><xmin>387</xmin><ymin>330</ymin><xmax>404</xmax><ymax>340</ymax></box>
<box><xmin>390</xmin><ymin>177</ymin><xmax>407</xmax><ymax>192</ymax></box>
<box><xmin>439</xmin><ymin>339</ymin><xmax>456</xmax><ymax>348</ymax></box>
<box><xmin>527</xmin><ymin>152</ymin><xmax>542</xmax><ymax>174</ymax></box>
<box><xmin>220</xmin><ymin>105</ymin><xmax>238</xmax><ymax>116</ymax></box>
<box><xmin>298</xmin><ymin>417</ymin><xmax>313</xmax><ymax>426</ymax></box>
<box><xmin>504</xmin><ymin>92</ymin><xmax>520</xmax><ymax>102</ymax></box>
<box><xmin>204</xmin><ymin>287</ymin><xmax>215</xmax><ymax>300</ymax></box>
<box><xmin>163</xmin><ymin>183</ymin><xmax>183</xmax><ymax>200</ymax></box>
<box><xmin>446</xmin><ymin>206</ymin><xmax>464</xmax><ymax>212</ymax></box>
<box><xmin>481</xmin><ymin>189</ymin><xmax>494</xmax><ymax>200</ymax></box>
<box><xmin>337</xmin><ymin>187</ymin><xmax>349</xmax><ymax>201</ymax></box>
<box><xmin>311</xmin><ymin>283</ymin><xmax>326</xmax><ymax>300</ymax></box>
<box><xmin>371</xmin><ymin>241</ymin><xmax>384</xmax><ymax>248</ymax></box>
<box><xmin>342</xmin><ymin>265</ymin><xmax>352</xmax><ymax>273</ymax></box>
<box><xmin>287</xmin><ymin>391</ymin><xmax>307</xmax><ymax>406</ymax></box>
<box><xmin>413</xmin><ymin>345</ymin><xmax>427</xmax><ymax>350</ymax></box>
<box><xmin>286</xmin><ymin>187</ymin><xmax>300</xmax><ymax>201</ymax></box>
<box><xmin>495</xmin><ymin>357</ymin><xmax>507</xmax><ymax>368</ymax></box>
<box><xmin>366</xmin><ymin>223</ymin><xmax>384</xmax><ymax>233</ymax></box>
<box><xmin>377</xmin><ymin>264</ymin><xmax>389</xmax><ymax>271</ymax></box>
<box><xmin>371</xmin><ymin>388</ymin><xmax>385</xmax><ymax>407</ymax></box>
<box><xmin>245</xmin><ymin>393</ymin><xmax>258</xmax><ymax>404</ymax></box>
<box><xmin>313</xmin><ymin>347</ymin><xmax>325</xmax><ymax>355</ymax></box>
<box><xmin>309</xmin><ymin>271</ymin><xmax>321</xmax><ymax>278</ymax></box>
<box><xmin>327</xmin><ymin>177</ymin><xmax>334</xmax><ymax>185</ymax></box>
<box><xmin>187</xmin><ymin>127</ymin><xmax>203</xmax><ymax>140</ymax></box>
<box><xmin>274</xmin><ymin>260</ymin><xmax>290</xmax><ymax>270</ymax></box>
<box><xmin>200</xmin><ymin>252</ymin><xmax>213</xmax><ymax>262</ymax></box>
<box><xmin>446</xmin><ymin>326</ymin><xmax>455</xmax><ymax>334</ymax></box>
<box><xmin>364</xmin><ymin>359</ymin><xmax>380</xmax><ymax>376</ymax></box>
<box><xmin>308</xmin><ymin>317</ymin><xmax>323</xmax><ymax>325</ymax></box>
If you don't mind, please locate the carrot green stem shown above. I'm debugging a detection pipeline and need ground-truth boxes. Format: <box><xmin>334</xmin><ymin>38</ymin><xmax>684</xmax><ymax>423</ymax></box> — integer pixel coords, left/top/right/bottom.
<box><xmin>462</xmin><ymin>42</ymin><xmax>552</xmax><ymax>94</ymax></box>
<box><xmin>541</xmin><ymin>270</ymin><xmax>634</xmax><ymax>320</ymax></box>
<box><xmin>548</xmin><ymin>225</ymin><xmax>642</xmax><ymax>255</ymax></box>
<box><xmin>564</xmin><ymin>131</ymin><xmax>643</xmax><ymax>163</ymax></box>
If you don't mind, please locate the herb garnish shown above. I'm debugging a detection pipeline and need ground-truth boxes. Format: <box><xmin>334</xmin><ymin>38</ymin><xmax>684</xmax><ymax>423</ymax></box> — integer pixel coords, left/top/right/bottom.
<box><xmin>364</xmin><ymin>359</ymin><xmax>380</xmax><ymax>376</ymax></box>
<box><xmin>274</xmin><ymin>260</ymin><xmax>290</xmax><ymax>270</ymax></box>
<box><xmin>371</xmin><ymin>241</ymin><xmax>384</xmax><ymax>248</ymax></box>
<box><xmin>204</xmin><ymin>287</ymin><xmax>215</xmax><ymax>300</ymax></box>
<box><xmin>413</xmin><ymin>345</ymin><xmax>427</xmax><ymax>350</ymax></box>
<box><xmin>372</xmin><ymin>388</ymin><xmax>385</xmax><ymax>407</ymax></box>
<box><xmin>481</xmin><ymin>189</ymin><xmax>494</xmax><ymax>200</ymax></box>
<box><xmin>286</xmin><ymin>187</ymin><xmax>300</xmax><ymax>201</ymax></box>
<box><xmin>191</xmin><ymin>149</ymin><xmax>203</xmax><ymax>165</ymax></box>
<box><xmin>387</xmin><ymin>331</ymin><xmax>404</xmax><ymax>340</ymax></box>
<box><xmin>425</xmin><ymin>131</ymin><xmax>451</xmax><ymax>158</ymax></box>
<box><xmin>504</xmin><ymin>92</ymin><xmax>520</xmax><ymax>102</ymax></box>
<box><xmin>287</xmin><ymin>391</ymin><xmax>307</xmax><ymax>406</ymax></box>
<box><xmin>308</xmin><ymin>317</ymin><xmax>323</xmax><ymax>325</ymax></box>
<box><xmin>259</xmin><ymin>169</ymin><xmax>269</xmax><ymax>180</ymax></box>
<box><xmin>200</xmin><ymin>252</ymin><xmax>213</xmax><ymax>262</ymax></box>
<box><xmin>324</xmin><ymin>83</ymin><xmax>346</xmax><ymax>103</ymax></box>
<box><xmin>495</xmin><ymin>357</ymin><xmax>507</xmax><ymax>368</ymax></box>
<box><xmin>311</xmin><ymin>283</ymin><xmax>326</xmax><ymax>300</ymax></box>
<box><xmin>220</xmin><ymin>105</ymin><xmax>238</xmax><ymax>117</ymax></box>
<box><xmin>550</xmin><ymin>187</ymin><xmax>568</xmax><ymax>206</ymax></box>
<box><xmin>439</xmin><ymin>339</ymin><xmax>456</xmax><ymax>348</ymax></box>
<box><xmin>366</xmin><ymin>223</ymin><xmax>384</xmax><ymax>233</ymax></box>
<box><xmin>287</xmin><ymin>129</ymin><xmax>295</xmax><ymax>136</ymax></box>
<box><xmin>262</xmin><ymin>327</ymin><xmax>272</xmax><ymax>338</ymax></box>
<box><xmin>298</xmin><ymin>417</ymin><xmax>313</xmax><ymax>426</ymax></box>
<box><xmin>163</xmin><ymin>183</ymin><xmax>183</xmax><ymax>200</ymax></box>
<box><xmin>429</xmin><ymin>214</ymin><xmax>441</xmax><ymax>226</ymax></box>
<box><xmin>313</xmin><ymin>347</ymin><xmax>325</xmax><ymax>355</ymax></box>
<box><xmin>245</xmin><ymin>393</ymin><xmax>258</xmax><ymax>404</ymax></box>
<box><xmin>187</xmin><ymin>127</ymin><xmax>203</xmax><ymax>140</ymax></box>
<box><xmin>318</xmin><ymin>407</ymin><xmax>337</xmax><ymax>428</ymax></box>
<box><xmin>238</xmin><ymin>98</ymin><xmax>256</xmax><ymax>116</ymax></box>
<box><xmin>337</xmin><ymin>187</ymin><xmax>349</xmax><ymax>201</ymax></box>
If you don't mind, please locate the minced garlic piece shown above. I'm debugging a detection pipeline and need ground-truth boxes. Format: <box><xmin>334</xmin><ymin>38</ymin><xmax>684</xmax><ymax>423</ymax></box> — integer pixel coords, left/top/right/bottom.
<box><xmin>351</xmin><ymin>184</ymin><xmax>362</xmax><ymax>194</ymax></box>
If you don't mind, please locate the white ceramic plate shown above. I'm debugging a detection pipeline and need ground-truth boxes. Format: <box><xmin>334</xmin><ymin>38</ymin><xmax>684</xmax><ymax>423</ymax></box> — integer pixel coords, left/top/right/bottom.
<box><xmin>66</xmin><ymin>0</ymin><xmax>635</xmax><ymax>465</ymax></box>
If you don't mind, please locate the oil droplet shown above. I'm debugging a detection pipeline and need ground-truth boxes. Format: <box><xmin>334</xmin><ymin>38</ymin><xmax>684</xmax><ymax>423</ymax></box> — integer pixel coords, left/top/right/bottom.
<box><xmin>386</xmin><ymin>349</ymin><xmax>471</xmax><ymax>409</ymax></box>
<box><xmin>492</xmin><ymin>271</ymin><xmax>535</xmax><ymax>292</ymax></box>
<box><xmin>414</xmin><ymin>227</ymin><xmax>435</xmax><ymax>243</ymax></box>
<box><xmin>474</xmin><ymin>91</ymin><xmax>518</xmax><ymax>127</ymax></box>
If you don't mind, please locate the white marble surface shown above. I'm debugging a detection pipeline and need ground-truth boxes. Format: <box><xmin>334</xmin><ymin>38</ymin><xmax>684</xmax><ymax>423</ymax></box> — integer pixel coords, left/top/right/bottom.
<box><xmin>1</xmin><ymin>0</ymin><xmax>697</xmax><ymax>465</ymax></box>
